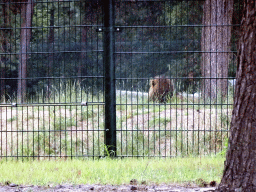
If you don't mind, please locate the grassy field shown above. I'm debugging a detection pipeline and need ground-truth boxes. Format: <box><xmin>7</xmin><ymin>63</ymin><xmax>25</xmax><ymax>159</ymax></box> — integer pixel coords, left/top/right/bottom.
<box><xmin>0</xmin><ymin>156</ymin><xmax>225</xmax><ymax>186</ymax></box>
<box><xmin>0</xmin><ymin>81</ymin><xmax>233</xmax><ymax>158</ymax></box>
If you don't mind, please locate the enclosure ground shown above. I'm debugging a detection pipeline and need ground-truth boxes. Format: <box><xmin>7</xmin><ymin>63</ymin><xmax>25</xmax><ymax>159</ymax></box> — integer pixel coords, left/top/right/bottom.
<box><xmin>0</xmin><ymin>183</ymin><xmax>216</xmax><ymax>192</ymax></box>
<box><xmin>0</xmin><ymin>106</ymin><xmax>231</xmax><ymax>157</ymax></box>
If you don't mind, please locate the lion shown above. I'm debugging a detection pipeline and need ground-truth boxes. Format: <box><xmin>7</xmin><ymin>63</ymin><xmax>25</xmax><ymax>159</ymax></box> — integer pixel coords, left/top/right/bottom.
<box><xmin>148</xmin><ymin>75</ymin><xmax>174</xmax><ymax>103</ymax></box>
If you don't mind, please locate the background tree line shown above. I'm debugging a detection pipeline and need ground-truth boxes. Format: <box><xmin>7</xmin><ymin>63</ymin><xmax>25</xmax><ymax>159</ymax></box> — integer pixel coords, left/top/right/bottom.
<box><xmin>0</xmin><ymin>0</ymin><xmax>242</xmax><ymax>102</ymax></box>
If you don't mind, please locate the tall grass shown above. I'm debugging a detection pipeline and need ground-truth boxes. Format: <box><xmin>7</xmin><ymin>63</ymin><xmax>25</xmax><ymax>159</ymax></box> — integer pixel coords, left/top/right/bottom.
<box><xmin>0</xmin><ymin>80</ymin><xmax>232</xmax><ymax>159</ymax></box>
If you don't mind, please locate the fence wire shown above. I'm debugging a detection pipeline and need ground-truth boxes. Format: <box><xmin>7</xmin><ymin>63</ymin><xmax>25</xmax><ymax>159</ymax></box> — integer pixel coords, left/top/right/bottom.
<box><xmin>0</xmin><ymin>0</ymin><xmax>240</xmax><ymax>159</ymax></box>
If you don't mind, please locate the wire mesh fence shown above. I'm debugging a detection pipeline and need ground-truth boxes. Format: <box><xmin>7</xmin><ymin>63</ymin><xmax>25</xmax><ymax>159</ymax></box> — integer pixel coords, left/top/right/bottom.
<box><xmin>0</xmin><ymin>0</ymin><xmax>241</xmax><ymax>159</ymax></box>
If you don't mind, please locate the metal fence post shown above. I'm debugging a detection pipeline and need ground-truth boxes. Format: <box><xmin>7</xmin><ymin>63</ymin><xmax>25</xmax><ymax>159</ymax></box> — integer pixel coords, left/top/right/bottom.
<box><xmin>103</xmin><ymin>0</ymin><xmax>116</xmax><ymax>157</ymax></box>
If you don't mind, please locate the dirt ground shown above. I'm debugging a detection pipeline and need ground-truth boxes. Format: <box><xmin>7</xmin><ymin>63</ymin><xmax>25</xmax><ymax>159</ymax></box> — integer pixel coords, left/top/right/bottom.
<box><xmin>0</xmin><ymin>183</ymin><xmax>216</xmax><ymax>192</ymax></box>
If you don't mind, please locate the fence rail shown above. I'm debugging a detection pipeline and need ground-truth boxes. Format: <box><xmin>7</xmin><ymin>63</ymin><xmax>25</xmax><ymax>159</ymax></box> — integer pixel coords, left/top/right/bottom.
<box><xmin>0</xmin><ymin>0</ymin><xmax>240</xmax><ymax>159</ymax></box>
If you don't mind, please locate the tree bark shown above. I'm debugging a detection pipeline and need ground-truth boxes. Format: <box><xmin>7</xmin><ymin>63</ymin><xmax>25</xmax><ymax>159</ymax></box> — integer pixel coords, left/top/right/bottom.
<box><xmin>17</xmin><ymin>0</ymin><xmax>33</xmax><ymax>103</ymax></box>
<box><xmin>201</xmin><ymin>0</ymin><xmax>233</xmax><ymax>100</ymax></box>
<box><xmin>217</xmin><ymin>1</ymin><xmax>256</xmax><ymax>191</ymax></box>
<box><xmin>79</xmin><ymin>1</ymin><xmax>100</xmax><ymax>81</ymax></box>
<box><xmin>0</xmin><ymin>2</ymin><xmax>9</xmax><ymax>101</ymax></box>
<box><xmin>79</xmin><ymin>20</ymin><xmax>88</xmax><ymax>80</ymax></box>
<box><xmin>47</xmin><ymin>7</ymin><xmax>54</xmax><ymax>98</ymax></box>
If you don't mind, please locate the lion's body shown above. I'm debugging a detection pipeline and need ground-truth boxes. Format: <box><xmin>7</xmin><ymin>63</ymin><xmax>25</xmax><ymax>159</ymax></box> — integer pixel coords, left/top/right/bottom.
<box><xmin>149</xmin><ymin>75</ymin><xmax>174</xmax><ymax>103</ymax></box>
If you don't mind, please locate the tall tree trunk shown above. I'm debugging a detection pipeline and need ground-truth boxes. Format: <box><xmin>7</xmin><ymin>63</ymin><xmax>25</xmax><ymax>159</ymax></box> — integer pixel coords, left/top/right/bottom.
<box><xmin>79</xmin><ymin>21</ymin><xmax>87</xmax><ymax>81</ymax></box>
<box><xmin>201</xmin><ymin>0</ymin><xmax>233</xmax><ymax>100</ymax></box>
<box><xmin>217</xmin><ymin>1</ymin><xmax>256</xmax><ymax>191</ymax></box>
<box><xmin>17</xmin><ymin>0</ymin><xmax>33</xmax><ymax>103</ymax></box>
<box><xmin>47</xmin><ymin>7</ymin><xmax>54</xmax><ymax>98</ymax></box>
<box><xmin>0</xmin><ymin>2</ymin><xmax>9</xmax><ymax>101</ymax></box>
<box><xmin>79</xmin><ymin>1</ymin><xmax>100</xmax><ymax>82</ymax></box>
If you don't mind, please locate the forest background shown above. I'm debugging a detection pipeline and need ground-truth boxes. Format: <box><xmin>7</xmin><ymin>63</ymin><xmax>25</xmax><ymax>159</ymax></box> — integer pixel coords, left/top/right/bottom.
<box><xmin>0</xmin><ymin>0</ymin><xmax>241</xmax><ymax>102</ymax></box>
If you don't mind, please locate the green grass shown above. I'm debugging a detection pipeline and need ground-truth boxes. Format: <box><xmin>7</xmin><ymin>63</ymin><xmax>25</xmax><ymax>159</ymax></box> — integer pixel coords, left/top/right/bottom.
<box><xmin>0</xmin><ymin>156</ymin><xmax>224</xmax><ymax>186</ymax></box>
<box><xmin>7</xmin><ymin>116</ymin><xmax>18</xmax><ymax>122</ymax></box>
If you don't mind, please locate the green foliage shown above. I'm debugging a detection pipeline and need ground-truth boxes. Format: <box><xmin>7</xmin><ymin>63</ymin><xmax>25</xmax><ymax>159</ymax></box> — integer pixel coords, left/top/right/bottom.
<box><xmin>1</xmin><ymin>0</ymin><xmax>238</xmax><ymax>96</ymax></box>
<box><xmin>7</xmin><ymin>116</ymin><xmax>17</xmax><ymax>122</ymax></box>
<box><xmin>217</xmin><ymin>137</ymin><xmax>229</xmax><ymax>157</ymax></box>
